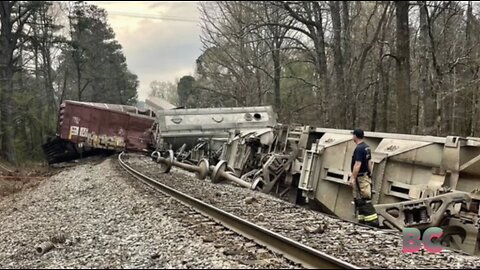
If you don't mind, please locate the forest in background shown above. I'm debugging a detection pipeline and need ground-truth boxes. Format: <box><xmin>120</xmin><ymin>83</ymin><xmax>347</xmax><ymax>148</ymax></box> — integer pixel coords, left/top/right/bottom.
<box><xmin>3</xmin><ymin>1</ymin><xmax>480</xmax><ymax>164</ymax></box>
<box><xmin>154</xmin><ymin>1</ymin><xmax>480</xmax><ymax>142</ymax></box>
<box><xmin>0</xmin><ymin>1</ymin><xmax>138</xmax><ymax>164</ymax></box>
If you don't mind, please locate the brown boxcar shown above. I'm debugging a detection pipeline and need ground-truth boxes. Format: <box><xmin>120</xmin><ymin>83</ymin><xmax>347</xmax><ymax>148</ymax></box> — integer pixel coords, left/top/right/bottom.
<box><xmin>43</xmin><ymin>101</ymin><xmax>155</xmax><ymax>164</ymax></box>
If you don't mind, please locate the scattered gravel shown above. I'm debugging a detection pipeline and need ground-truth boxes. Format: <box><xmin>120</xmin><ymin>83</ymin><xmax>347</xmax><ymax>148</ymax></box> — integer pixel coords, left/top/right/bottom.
<box><xmin>123</xmin><ymin>153</ymin><xmax>480</xmax><ymax>269</ymax></box>
<box><xmin>0</xmin><ymin>158</ymin><xmax>299</xmax><ymax>269</ymax></box>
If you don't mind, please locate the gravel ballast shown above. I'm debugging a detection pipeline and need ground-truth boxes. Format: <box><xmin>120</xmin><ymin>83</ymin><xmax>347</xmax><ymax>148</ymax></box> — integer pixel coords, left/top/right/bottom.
<box><xmin>0</xmin><ymin>158</ymin><xmax>299</xmax><ymax>269</ymax></box>
<box><xmin>122</xmin><ymin>153</ymin><xmax>480</xmax><ymax>269</ymax></box>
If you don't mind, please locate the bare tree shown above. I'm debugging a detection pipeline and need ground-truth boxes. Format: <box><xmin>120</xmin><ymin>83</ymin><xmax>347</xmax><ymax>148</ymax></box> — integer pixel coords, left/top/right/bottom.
<box><xmin>0</xmin><ymin>1</ymin><xmax>39</xmax><ymax>163</ymax></box>
<box><xmin>329</xmin><ymin>1</ymin><xmax>346</xmax><ymax>128</ymax></box>
<box><xmin>281</xmin><ymin>1</ymin><xmax>330</xmax><ymax>126</ymax></box>
<box><xmin>0</xmin><ymin>1</ymin><xmax>139</xmax><ymax>162</ymax></box>
<box><xmin>394</xmin><ymin>1</ymin><xmax>411</xmax><ymax>133</ymax></box>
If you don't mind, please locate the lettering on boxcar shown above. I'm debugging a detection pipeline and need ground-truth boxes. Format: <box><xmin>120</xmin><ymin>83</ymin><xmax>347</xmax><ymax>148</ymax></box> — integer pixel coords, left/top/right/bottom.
<box><xmin>80</xmin><ymin>127</ymin><xmax>89</xmax><ymax>137</ymax></box>
<box><xmin>69</xmin><ymin>126</ymin><xmax>79</xmax><ymax>139</ymax></box>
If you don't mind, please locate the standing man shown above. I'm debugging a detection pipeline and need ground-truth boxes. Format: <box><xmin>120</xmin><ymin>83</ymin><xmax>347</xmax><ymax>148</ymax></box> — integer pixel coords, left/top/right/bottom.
<box><xmin>349</xmin><ymin>128</ymin><xmax>379</xmax><ymax>227</ymax></box>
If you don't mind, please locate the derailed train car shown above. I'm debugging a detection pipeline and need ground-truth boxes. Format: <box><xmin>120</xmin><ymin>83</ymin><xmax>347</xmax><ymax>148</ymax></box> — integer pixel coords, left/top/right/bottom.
<box><xmin>151</xmin><ymin>106</ymin><xmax>277</xmax><ymax>164</ymax></box>
<box><xmin>297</xmin><ymin>128</ymin><xmax>480</xmax><ymax>254</ymax></box>
<box><xmin>152</xmin><ymin>117</ymin><xmax>480</xmax><ymax>255</ymax></box>
<box><xmin>224</xmin><ymin>127</ymin><xmax>480</xmax><ymax>255</ymax></box>
<box><xmin>43</xmin><ymin>100</ymin><xmax>155</xmax><ymax>164</ymax></box>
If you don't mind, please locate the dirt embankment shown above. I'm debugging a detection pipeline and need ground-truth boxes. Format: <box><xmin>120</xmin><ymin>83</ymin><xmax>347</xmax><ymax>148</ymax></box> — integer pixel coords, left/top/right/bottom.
<box><xmin>0</xmin><ymin>160</ymin><xmax>60</xmax><ymax>197</ymax></box>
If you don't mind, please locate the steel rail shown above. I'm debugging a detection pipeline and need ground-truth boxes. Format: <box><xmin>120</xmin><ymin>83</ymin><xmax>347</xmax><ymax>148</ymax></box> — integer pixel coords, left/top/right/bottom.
<box><xmin>118</xmin><ymin>152</ymin><xmax>359</xmax><ymax>269</ymax></box>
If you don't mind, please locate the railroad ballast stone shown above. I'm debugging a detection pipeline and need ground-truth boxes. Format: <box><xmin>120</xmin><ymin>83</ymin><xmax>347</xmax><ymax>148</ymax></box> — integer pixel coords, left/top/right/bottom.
<box><xmin>123</xmin><ymin>153</ymin><xmax>480</xmax><ymax>269</ymax></box>
<box><xmin>0</xmin><ymin>158</ymin><xmax>299</xmax><ymax>269</ymax></box>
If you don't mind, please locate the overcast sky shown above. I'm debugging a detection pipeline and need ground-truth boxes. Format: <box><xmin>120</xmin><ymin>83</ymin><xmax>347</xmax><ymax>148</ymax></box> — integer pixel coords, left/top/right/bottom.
<box><xmin>88</xmin><ymin>1</ymin><xmax>202</xmax><ymax>101</ymax></box>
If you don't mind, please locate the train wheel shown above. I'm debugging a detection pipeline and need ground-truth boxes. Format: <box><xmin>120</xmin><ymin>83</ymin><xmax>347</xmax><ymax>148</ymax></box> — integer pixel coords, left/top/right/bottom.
<box><xmin>159</xmin><ymin>150</ymin><xmax>174</xmax><ymax>173</ymax></box>
<box><xmin>211</xmin><ymin>160</ymin><xmax>227</xmax><ymax>183</ymax></box>
<box><xmin>196</xmin><ymin>158</ymin><xmax>209</xmax><ymax>180</ymax></box>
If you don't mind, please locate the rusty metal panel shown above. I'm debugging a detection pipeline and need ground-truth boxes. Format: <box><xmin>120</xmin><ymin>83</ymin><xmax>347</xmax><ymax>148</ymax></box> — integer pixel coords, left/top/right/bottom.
<box><xmin>58</xmin><ymin>101</ymin><xmax>154</xmax><ymax>152</ymax></box>
<box><xmin>125</xmin><ymin>115</ymin><xmax>153</xmax><ymax>151</ymax></box>
<box><xmin>66</xmin><ymin>100</ymin><xmax>156</xmax><ymax>117</ymax></box>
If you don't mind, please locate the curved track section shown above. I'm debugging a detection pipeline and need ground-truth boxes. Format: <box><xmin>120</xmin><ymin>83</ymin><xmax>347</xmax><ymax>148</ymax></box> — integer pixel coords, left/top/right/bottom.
<box><xmin>118</xmin><ymin>152</ymin><xmax>358</xmax><ymax>269</ymax></box>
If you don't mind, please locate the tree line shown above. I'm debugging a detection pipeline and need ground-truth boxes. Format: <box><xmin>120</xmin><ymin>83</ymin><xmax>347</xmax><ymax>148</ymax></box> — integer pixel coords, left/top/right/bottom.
<box><xmin>3</xmin><ymin>1</ymin><xmax>480</xmax><ymax>163</ymax></box>
<box><xmin>169</xmin><ymin>1</ymin><xmax>480</xmax><ymax>138</ymax></box>
<box><xmin>0</xmin><ymin>1</ymin><xmax>138</xmax><ymax>164</ymax></box>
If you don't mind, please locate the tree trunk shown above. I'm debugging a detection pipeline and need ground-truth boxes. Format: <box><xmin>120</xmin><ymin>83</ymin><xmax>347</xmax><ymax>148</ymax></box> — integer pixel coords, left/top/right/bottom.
<box><xmin>474</xmin><ymin>88</ymin><xmax>480</xmax><ymax>136</ymax></box>
<box><xmin>395</xmin><ymin>1</ymin><xmax>411</xmax><ymax>133</ymax></box>
<box><xmin>342</xmin><ymin>1</ymin><xmax>352</xmax><ymax>128</ymax></box>
<box><xmin>466</xmin><ymin>1</ymin><xmax>477</xmax><ymax>136</ymax></box>
<box><xmin>371</xmin><ymin>85</ymin><xmax>379</xmax><ymax>131</ymax></box>
<box><xmin>312</xmin><ymin>3</ymin><xmax>329</xmax><ymax>127</ymax></box>
<box><xmin>382</xmin><ymin>67</ymin><xmax>391</xmax><ymax>132</ymax></box>
<box><xmin>418</xmin><ymin>1</ymin><xmax>427</xmax><ymax>134</ymax></box>
<box><xmin>272</xmin><ymin>38</ymin><xmax>281</xmax><ymax>114</ymax></box>
<box><xmin>378</xmin><ymin>8</ymin><xmax>393</xmax><ymax>133</ymax></box>
<box><xmin>329</xmin><ymin>1</ymin><xmax>346</xmax><ymax>128</ymax></box>
<box><xmin>0</xmin><ymin>3</ymin><xmax>17</xmax><ymax>163</ymax></box>
<box><xmin>76</xmin><ymin>60</ymin><xmax>83</xmax><ymax>101</ymax></box>
<box><xmin>0</xmin><ymin>67</ymin><xmax>16</xmax><ymax>164</ymax></box>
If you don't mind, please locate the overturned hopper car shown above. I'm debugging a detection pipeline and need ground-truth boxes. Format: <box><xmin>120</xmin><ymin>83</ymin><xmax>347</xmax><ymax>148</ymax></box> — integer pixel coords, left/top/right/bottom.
<box><xmin>229</xmin><ymin>126</ymin><xmax>480</xmax><ymax>255</ymax></box>
<box><xmin>43</xmin><ymin>101</ymin><xmax>155</xmax><ymax>164</ymax></box>
<box><xmin>151</xmin><ymin>106</ymin><xmax>277</xmax><ymax>163</ymax></box>
<box><xmin>298</xmin><ymin>128</ymin><xmax>480</xmax><ymax>254</ymax></box>
<box><xmin>153</xmin><ymin>122</ymin><xmax>480</xmax><ymax>255</ymax></box>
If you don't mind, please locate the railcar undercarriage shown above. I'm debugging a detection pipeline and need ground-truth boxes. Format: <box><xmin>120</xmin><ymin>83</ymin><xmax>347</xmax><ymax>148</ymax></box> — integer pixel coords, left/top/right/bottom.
<box><xmin>150</xmin><ymin>107</ymin><xmax>480</xmax><ymax>256</ymax></box>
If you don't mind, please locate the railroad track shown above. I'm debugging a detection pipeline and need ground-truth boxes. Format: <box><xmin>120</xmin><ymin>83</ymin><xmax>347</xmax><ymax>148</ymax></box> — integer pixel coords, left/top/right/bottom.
<box><xmin>120</xmin><ymin>153</ymin><xmax>480</xmax><ymax>269</ymax></box>
<box><xmin>118</xmin><ymin>152</ymin><xmax>358</xmax><ymax>269</ymax></box>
